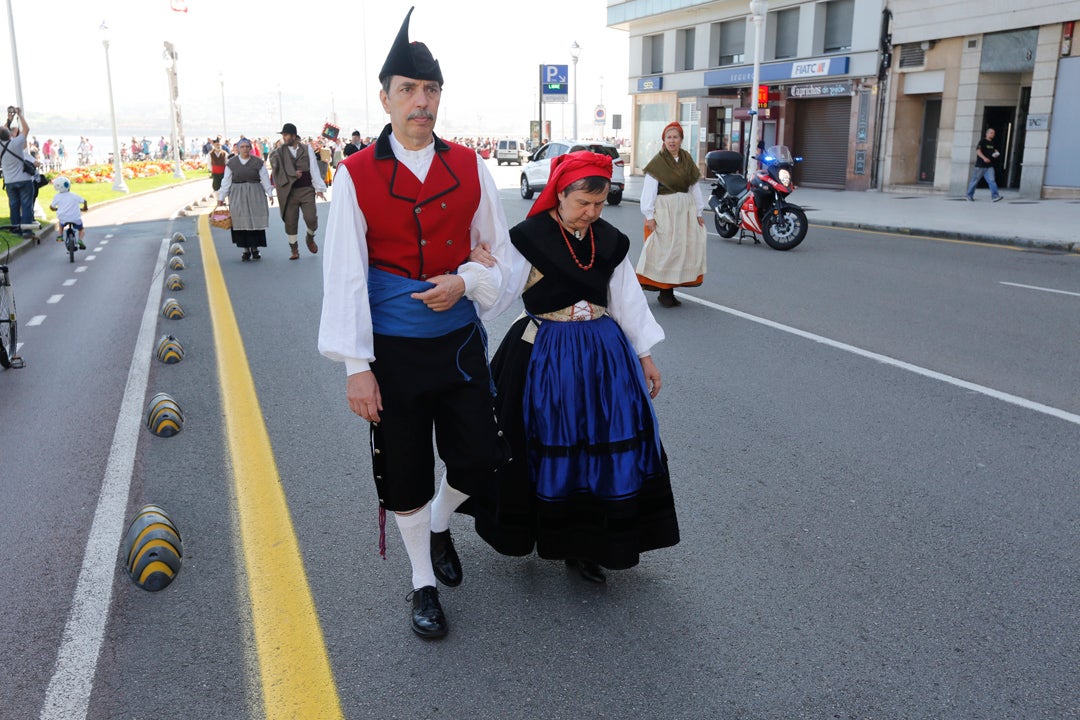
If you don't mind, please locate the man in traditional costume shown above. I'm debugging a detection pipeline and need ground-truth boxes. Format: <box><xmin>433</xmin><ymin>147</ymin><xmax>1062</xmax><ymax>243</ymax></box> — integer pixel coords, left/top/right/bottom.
<box><xmin>318</xmin><ymin>6</ymin><xmax>515</xmax><ymax>639</ymax></box>
<box><xmin>268</xmin><ymin>122</ymin><xmax>326</xmax><ymax>260</ymax></box>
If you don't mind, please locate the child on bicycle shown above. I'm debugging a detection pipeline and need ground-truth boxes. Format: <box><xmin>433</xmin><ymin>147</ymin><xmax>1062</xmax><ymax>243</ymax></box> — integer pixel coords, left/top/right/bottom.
<box><xmin>49</xmin><ymin>176</ymin><xmax>88</xmax><ymax>249</ymax></box>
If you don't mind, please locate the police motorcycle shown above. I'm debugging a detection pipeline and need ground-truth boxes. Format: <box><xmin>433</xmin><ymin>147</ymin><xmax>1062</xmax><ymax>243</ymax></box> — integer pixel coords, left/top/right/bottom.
<box><xmin>705</xmin><ymin>145</ymin><xmax>808</xmax><ymax>251</ymax></box>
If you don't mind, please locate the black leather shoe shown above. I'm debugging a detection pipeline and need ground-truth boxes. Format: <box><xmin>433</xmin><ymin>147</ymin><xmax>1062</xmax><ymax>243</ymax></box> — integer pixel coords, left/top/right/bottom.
<box><xmin>565</xmin><ymin>558</ymin><xmax>607</xmax><ymax>584</ymax></box>
<box><xmin>430</xmin><ymin>530</ymin><xmax>463</xmax><ymax>587</ymax></box>
<box><xmin>408</xmin><ymin>586</ymin><xmax>448</xmax><ymax>639</ymax></box>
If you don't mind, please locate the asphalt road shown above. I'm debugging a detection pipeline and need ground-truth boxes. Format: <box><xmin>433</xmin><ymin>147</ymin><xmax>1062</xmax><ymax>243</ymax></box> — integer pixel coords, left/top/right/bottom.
<box><xmin>1</xmin><ymin>163</ymin><xmax>1077</xmax><ymax>720</ymax></box>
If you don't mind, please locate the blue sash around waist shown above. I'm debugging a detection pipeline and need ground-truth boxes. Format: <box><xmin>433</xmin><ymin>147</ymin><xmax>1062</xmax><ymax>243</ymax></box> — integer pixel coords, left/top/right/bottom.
<box><xmin>368</xmin><ymin>266</ymin><xmax>477</xmax><ymax>338</ymax></box>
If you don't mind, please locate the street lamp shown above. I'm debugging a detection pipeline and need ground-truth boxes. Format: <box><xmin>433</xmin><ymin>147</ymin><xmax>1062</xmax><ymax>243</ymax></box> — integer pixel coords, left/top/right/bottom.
<box><xmin>570</xmin><ymin>40</ymin><xmax>581</xmax><ymax>140</ymax></box>
<box><xmin>162</xmin><ymin>44</ymin><xmax>184</xmax><ymax>179</ymax></box>
<box><xmin>747</xmin><ymin>0</ymin><xmax>768</xmax><ymax>175</ymax></box>
<box><xmin>218</xmin><ymin>71</ymin><xmax>227</xmax><ymax>141</ymax></box>
<box><xmin>99</xmin><ymin>22</ymin><xmax>128</xmax><ymax>193</ymax></box>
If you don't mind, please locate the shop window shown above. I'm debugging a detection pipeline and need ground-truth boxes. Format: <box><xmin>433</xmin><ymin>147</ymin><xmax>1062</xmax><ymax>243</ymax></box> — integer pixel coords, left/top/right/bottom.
<box><xmin>644</xmin><ymin>34</ymin><xmax>665</xmax><ymax>75</ymax></box>
<box><xmin>711</xmin><ymin>18</ymin><xmax>746</xmax><ymax>66</ymax></box>
<box><xmin>677</xmin><ymin>28</ymin><xmax>696</xmax><ymax>71</ymax></box>
<box><xmin>773</xmin><ymin>7</ymin><xmax>799</xmax><ymax>60</ymax></box>
<box><xmin>636</xmin><ymin>103</ymin><xmax>670</xmax><ymax>165</ymax></box>
<box><xmin>823</xmin><ymin>0</ymin><xmax>854</xmax><ymax>53</ymax></box>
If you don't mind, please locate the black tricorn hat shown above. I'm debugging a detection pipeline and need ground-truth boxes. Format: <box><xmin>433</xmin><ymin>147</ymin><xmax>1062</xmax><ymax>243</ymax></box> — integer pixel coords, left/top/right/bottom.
<box><xmin>378</xmin><ymin>6</ymin><xmax>443</xmax><ymax>85</ymax></box>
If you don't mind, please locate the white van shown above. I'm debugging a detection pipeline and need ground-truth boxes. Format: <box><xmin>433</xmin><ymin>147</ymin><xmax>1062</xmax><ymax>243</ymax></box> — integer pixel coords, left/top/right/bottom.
<box><xmin>495</xmin><ymin>139</ymin><xmax>525</xmax><ymax>166</ymax></box>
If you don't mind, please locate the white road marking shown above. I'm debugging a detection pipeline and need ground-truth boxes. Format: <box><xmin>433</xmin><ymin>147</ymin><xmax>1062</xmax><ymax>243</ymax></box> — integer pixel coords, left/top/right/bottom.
<box><xmin>85</xmin><ymin>255</ymin><xmax>96</xmax><ymax>261</ymax></box>
<box><xmin>999</xmin><ymin>281</ymin><xmax>1080</xmax><ymax>298</ymax></box>
<box><xmin>74</xmin><ymin>266</ymin><xmax>87</xmax><ymax>273</ymax></box>
<box><xmin>99</xmin><ymin>240</ymin><xmax>109</xmax><ymax>245</ymax></box>
<box><xmin>26</xmin><ymin>315</ymin><xmax>46</xmax><ymax>326</ymax></box>
<box><xmin>94</xmin><ymin>246</ymin><xmax>106</xmax><ymax>252</ymax></box>
<box><xmin>63</xmin><ymin>279</ymin><xmax>77</xmax><ymax>287</ymax></box>
<box><xmin>39</xmin><ymin>238</ymin><xmax>171</xmax><ymax>720</ymax></box>
<box><xmin>678</xmin><ymin>293</ymin><xmax>1080</xmax><ymax>427</ymax></box>
<box><xmin>104</xmin><ymin>234</ymin><xmax>113</xmax><ymax>239</ymax></box>
<box><xmin>47</xmin><ymin>294</ymin><xmax>63</xmax><ymax>304</ymax></box>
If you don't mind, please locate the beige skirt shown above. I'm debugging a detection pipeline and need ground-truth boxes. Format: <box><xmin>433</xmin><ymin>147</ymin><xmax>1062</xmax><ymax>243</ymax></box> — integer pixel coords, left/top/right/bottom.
<box><xmin>635</xmin><ymin>191</ymin><xmax>707</xmax><ymax>288</ymax></box>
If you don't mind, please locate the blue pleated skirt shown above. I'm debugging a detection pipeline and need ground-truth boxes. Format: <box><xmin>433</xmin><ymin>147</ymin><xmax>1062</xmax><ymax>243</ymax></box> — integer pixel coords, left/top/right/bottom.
<box><xmin>523</xmin><ymin>315</ymin><xmax>664</xmax><ymax>503</ymax></box>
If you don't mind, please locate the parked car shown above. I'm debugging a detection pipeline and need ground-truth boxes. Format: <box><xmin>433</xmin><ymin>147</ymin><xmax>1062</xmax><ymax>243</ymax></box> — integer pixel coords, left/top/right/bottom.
<box><xmin>520</xmin><ymin>140</ymin><xmax>625</xmax><ymax>205</ymax></box>
<box><xmin>495</xmin><ymin>139</ymin><xmax>526</xmax><ymax>165</ymax></box>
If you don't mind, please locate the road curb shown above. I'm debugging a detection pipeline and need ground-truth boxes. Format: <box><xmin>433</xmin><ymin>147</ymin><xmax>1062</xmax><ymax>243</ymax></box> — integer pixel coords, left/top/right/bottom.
<box><xmin>804</xmin><ymin>218</ymin><xmax>1080</xmax><ymax>254</ymax></box>
<box><xmin>2</xmin><ymin>177</ymin><xmax>210</xmax><ymax>264</ymax></box>
<box><xmin>620</xmin><ymin>192</ymin><xmax>1078</xmax><ymax>254</ymax></box>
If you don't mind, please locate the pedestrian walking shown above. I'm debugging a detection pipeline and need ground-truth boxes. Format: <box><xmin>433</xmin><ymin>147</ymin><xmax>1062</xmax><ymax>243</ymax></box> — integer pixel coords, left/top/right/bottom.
<box><xmin>966</xmin><ymin>127</ymin><xmax>1002</xmax><ymax>202</ymax></box>
<box><xmin>343</xmin><ymin>130</ymin><xmax>365</xmax><ymax>157</ymax></box>
<box><xmin>468</xmin><ymin>150</ymin><xmax>680</xmax><ymax>584</ymax></box>
<box><xmin>209</xmin><ymin>139</ymin><xmax>228</xmax><ymax>191</ymax></box>
<box><xmin>636</xmin><ymin>121</ymin><xmax>707</xmax><ymax>307</ymax></box>
<box><xmin>268</xmin><ymin>123</ymin><xmax>326</xmax><ymax>260</ymax></box>
<box><xmin>318</xmin><ymin>6</ymin><xmax>513</xmax><ymax>640</ymax></box>
<box><xmin>216</xmin><ymin>138</ymin><xmax>274</xmax><ymax>262</ymax></box>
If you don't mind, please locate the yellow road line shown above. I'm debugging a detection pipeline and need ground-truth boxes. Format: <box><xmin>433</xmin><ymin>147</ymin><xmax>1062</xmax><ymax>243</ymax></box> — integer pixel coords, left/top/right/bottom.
<box><xmin>198</xmin><ymin>214</ymin><xmax>343</xmax><ymax>720</ymax></box>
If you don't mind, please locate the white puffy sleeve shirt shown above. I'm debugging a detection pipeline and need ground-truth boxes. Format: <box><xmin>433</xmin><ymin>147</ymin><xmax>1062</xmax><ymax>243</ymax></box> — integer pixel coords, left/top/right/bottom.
<box><xmin>318</xmin><ymin>136</ymin><xmax>519</xmax><ymax>375</ymax></box>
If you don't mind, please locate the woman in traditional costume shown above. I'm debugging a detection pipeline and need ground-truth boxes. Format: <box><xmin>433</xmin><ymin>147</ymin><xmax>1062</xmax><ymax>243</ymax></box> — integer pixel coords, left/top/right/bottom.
<box><xmin>472</xmin><ymin>151</ymin><xmax>679</xmax><ymax>583</ymax></box>
<box><xmin>636</xmin><ymin>121</ymin><xmax>707</xmax><ymax>307</ymax></box>
<box><xmin>216</xmin><ymin>137</ymin><xmax>274</xmax><ymax>261</ymax></box>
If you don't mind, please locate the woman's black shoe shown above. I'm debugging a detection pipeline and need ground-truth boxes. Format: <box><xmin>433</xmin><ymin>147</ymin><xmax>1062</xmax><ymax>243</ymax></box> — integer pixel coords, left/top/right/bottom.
<box><xmin>407</xmin><ymin>586</ymin><xmax>448</xmax><ymax>639</ymax></box>
<box><xmin>251</xmin><ymin>249</ymin><xmax>261</xmax><ymax>260</ymax></box>
<box><xmin>241</xmin><ymin>251</ymin><xmax>251</xmax><ymax>261</ymax></box>
<box><xmin>565</xmin><ymin>558</ymin><xmax>607</xmax><ymax>584</ymax></box>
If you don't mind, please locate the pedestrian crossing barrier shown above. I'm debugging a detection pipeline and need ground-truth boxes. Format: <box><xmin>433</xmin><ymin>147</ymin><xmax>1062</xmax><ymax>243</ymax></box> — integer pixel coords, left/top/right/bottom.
<box><xmin>122</xmin><ymin>505</ymin><xmax>183</xmax><ymax>592</ymax></box>
<box><xmin>161</xmin><ymin>298</ymin><xmax>185</xmax><ymax>319</ymax></box>
<box><xmin>145</xmin><ymin>392</ymin><xmax>184</xmax><ymax>437</ymax></box>
<box><xmin>156</xmin><ymin>335</ymin><xmax>185</xmax><ymax>364</ymax></box>
<box><xmin>165</xmin><ymin>274</ymin><xmax>184</xmax><ymax>291</ymax></box>
<box><xmin>171</xmin><ymin>232</ymin><xmax>186</xmax><ymax>243</ymax></box>
<box><xmin>170</xmin><ymin>243</ymin><xmax>185</xmax><ymax>256</ymax></box>
<box><xmin>169</xmin><ymin>257</ymin><xmax>185</xmax><ymax>270</ymax></box>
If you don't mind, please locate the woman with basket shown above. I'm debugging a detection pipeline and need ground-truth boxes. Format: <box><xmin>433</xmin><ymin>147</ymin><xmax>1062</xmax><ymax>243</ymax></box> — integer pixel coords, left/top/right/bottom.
<box><xmin>215</xmin><ymin>138</ymin><xmax>274</xmax><ymax>261</ymax></box>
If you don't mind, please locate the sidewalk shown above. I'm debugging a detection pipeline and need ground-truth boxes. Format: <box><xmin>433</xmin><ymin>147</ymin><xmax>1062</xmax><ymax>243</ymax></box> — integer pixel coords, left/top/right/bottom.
<box><xmin>622</xmin><ymin>175</ymin><xmax>1079</xmax><ymax>252</ymax></box>
<box><xmin>2</xmin><ymin>177</ymin><xmax>210</xmax><ymax>263</ymax></box>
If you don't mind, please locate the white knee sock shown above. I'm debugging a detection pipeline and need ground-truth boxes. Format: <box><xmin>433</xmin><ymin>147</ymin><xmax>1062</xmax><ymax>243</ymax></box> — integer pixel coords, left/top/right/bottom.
<box><xmin>394</xmin><ymin>505</ymin><xmax>437</xmax><ymax>590</ymax></box>
<box><xmin>430</xmin><ymin>472</ymin><xmax>469</xmax><ymax>533</ymax></box>
<box><xmin>287</xmin><ymin>234</ymin><xmax>297</xmax><ymax>245</ymax></box>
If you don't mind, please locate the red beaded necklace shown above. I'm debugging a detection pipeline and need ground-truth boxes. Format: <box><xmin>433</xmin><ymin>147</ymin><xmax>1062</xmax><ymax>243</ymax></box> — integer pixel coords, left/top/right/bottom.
<box><xmin>554</xmin><ymin>212</ymin><xmax>596</xmax><ymax>271</ymax></box>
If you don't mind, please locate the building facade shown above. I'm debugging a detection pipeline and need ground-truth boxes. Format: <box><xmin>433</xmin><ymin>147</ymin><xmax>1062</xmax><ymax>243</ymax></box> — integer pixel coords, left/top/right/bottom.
<box><xmin>609</xmin><ymin>0</ymin><xmax>1080</xmax><ymax>198</ymax></box>
<box><xmin>881</xmin><ymin>1</ymin><xmax>1080</xmax><ymax>199</ymax></box>
<box><xmin>609</xmin><ymin>0</ymin><xmax>889</xmax><ymax>190</ymax></box>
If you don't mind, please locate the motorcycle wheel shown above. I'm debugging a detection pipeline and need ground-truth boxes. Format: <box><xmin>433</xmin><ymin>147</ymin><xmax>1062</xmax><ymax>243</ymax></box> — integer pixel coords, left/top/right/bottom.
<box><xmin>761</xmin><ymin>204</ymin><xmax>808</xmax><ymax>250</ymax></box>
<box><xmin>712</xmin><ymin>210</ymin><xmax>739</xmax><ymax>239</ymax></box>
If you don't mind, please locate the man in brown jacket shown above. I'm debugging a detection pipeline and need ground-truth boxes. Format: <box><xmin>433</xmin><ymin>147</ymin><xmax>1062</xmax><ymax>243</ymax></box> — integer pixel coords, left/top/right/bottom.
<box><xmin>268</xmin><ymin>123</ymin><xmax>327</xmax><ymax>259</ymax></box>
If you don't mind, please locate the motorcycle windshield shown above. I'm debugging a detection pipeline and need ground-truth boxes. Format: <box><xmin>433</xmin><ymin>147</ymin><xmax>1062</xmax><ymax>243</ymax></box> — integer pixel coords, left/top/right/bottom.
<box><xmin>761</xmin><ymin>146</ymin><xmax>794</xmax><ymax>165</ymax></box>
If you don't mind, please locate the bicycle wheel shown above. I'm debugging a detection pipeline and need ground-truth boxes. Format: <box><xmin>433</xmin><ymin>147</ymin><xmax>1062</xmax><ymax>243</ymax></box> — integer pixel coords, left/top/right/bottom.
<box><xmin>0</xmin><ymin>285</ymin><xmax>16</xmax><ymax>369</ymax></box>
<box><xmin>65</xmin><ymin>228</ymin><xmax>76</xmax><ymax>263</ymax></box>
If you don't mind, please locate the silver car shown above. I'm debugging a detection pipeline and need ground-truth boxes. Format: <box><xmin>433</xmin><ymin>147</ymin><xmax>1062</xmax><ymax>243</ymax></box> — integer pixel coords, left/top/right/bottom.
<box><xmin>520</xmin><ymin>140</ymin><xmax>625</xmax><ymax>206</ymax></box>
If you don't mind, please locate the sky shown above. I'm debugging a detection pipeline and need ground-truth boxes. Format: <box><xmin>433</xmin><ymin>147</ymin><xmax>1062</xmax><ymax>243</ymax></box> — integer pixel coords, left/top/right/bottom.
<box><xmin>0</xmin><ymin>0</ymin><xmax>632</xmax><ymax>142</ymax></box>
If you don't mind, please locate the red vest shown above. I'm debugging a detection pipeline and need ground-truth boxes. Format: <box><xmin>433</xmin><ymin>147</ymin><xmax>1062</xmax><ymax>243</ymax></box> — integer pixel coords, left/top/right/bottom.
<box><xmin>342</xmin><ymin>136</ymin><xmax>479</xmax><ymax>280</ymax></box>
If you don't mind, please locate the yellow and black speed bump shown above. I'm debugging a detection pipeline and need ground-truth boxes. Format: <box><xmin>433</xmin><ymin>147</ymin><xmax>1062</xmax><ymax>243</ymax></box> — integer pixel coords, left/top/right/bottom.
<box><xmin>165</xmin><ymin>274</ymin><xmax>184</xmax><ymax>291</ymax></box>
<box><xmin>145</xmin><ymin>392</ymin><xmax>183</xmax><ymax>437</ymax></box>
<box><xmin>169</xmin><ymin>257</ymin><xmax>185</xmax><ymax>270</ymax></box>
<box><xmin>161</xmin><ymin>298</ymin><xmax>185</xmax><ymax>320</ymax></box>
<box><xmin>170</xmin><ymin>243</ymin><xmax>185</xmax><ymax>256</ymax></box>
<box><xmin>156</xmin><ymin>335</ymin><xmax>185</xmax><ymax>364</ymax></box>
<box><xmin>122</xmin><ymin>505</ymin><xmax>183</xmax><ymax>592</ymax></box>
<box><xmin>171</xmin><ymin>232</ymin><xmax>186</xmax><ymax>243</ymax></box>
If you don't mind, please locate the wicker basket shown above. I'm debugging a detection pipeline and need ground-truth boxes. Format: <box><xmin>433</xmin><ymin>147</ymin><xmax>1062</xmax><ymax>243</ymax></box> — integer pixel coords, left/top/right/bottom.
<box><xmin>209</xmin><ymin>208</ymin><xmax>232</xmax><ymax>230</ymax></box>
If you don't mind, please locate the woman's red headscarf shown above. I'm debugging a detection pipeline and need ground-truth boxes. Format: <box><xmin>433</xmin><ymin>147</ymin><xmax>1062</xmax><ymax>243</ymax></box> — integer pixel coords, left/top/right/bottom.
<box><xmin>662</xmin><ymin>121</ymin><xmax>684</xmax><ymax>139</ymax></box>
<box><xmin>527</xmin><ymin>150</ymin><xmax>613</xmax><ymax>218</ymax></box>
